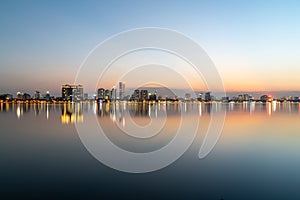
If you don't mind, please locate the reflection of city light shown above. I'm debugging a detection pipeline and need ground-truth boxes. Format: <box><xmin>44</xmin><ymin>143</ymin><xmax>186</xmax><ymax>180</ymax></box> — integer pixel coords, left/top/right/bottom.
<box><xmin>61</xmin><ymin>103</ymin><xmax>83</xmax><ymax>124</ymax></box>
<box><xmin>16</xmin><ymin>104</ymin><xmax>21</xmax><ymax>119</ymax></box>
<box><xmin>249</xmin><ymin>102</ymin><xmax>255</xmax><ymax>115</ymax></box>
<box><xmin>46</xmin><ymin>104</ymin><xmax>49</xmax><ymax>119</ymax></box>
<box><xmin>267</xmin><ymin>102</ymin><xmax>272</xmax><ymax>116</ymax></box>
<box><xmin>198</xmin><ymin>103</ymin><xmax>202</xmax><ymax>116</ymax></box>
<box><xmin>272</xmin><ymin>100</ymin><xmax>277</xmax><ymax>112</ymax></box>
<box><xmin>93</xmin><ymin>102</ymin><xmax>97</xmax><ymax>115</ymax></box>
<box><xmin>122</xmin><ymin>117</ymin><xmax>125</xmax><ymax>128</ymax></box>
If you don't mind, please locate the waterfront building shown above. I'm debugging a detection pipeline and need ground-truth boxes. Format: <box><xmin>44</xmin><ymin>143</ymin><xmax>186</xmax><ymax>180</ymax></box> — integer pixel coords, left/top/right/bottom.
<box><xmin>140</xmin><ymin>90</ymin><xmax>148</xmax><ymax>101</ymax></box>
<box><xmin>119</xmin><ymin>82</ymin><xmax>125</xmax><ymax>100</ymax></box>
<box><xmin>97</xmin><ymin>88</ymin><xmax>105</xmax><ymax>99</ymax></box>
<box><xmin>62</xmin><ymin>84</ymin><xmax>83</xmax><ymax>101</ymax></box>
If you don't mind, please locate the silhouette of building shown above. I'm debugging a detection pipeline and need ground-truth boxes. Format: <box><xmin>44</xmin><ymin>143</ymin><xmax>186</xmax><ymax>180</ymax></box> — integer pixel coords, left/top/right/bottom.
<box><xmin>205</xmin><ymin>92</ymin><xmax>211</xmax><ymax>102</ymax></box>
<box><xmin>140</xmin><ymin>90</ymin><xmax>148</xmax><ymax>101</ymax></box>
<box><xmin>132</xmin><ymin>89</ymin><xmax>140</xmax><ymax>101</ymax></box>
<box><xmin>197</xmin><ymin>93</ymin><xmax>203</xmax><ymax>101</ymax></box>
<box><xmin>149</xmin><ymin>92</ymin><xmax>157</xmax><ymax>101</ymax></box>
<box><xmin>34</xmin><ymin>91</ymin><xmax>41</xmax><ymax>100</ymax></box>
<box><xmin>97</xmin><ymin>88</ymin><xmax>105</xmax><ymax>99</ymax></box>
<box><xmin>0</xmin><ymin>94</ymin><xmax>13</xmax><ymax>101</ymax></box>
<box><xmin>44</xmin><ymin>91</ymin><xmax>51</xmax><ymax>101</ymax></box>
<box><xmin>104</xmin><ymin>89</ymin><xmax>111</xmax><ymax>100</ymax></box>
<box><xmin>119</xmin><ymin>82</ymin><xmax>125</xmax><ymax>100</ymax></box>
<box><xmin>111</xmin><ymin>87</ymin><xmax>117</xmax><ymax>100</ymax></box>
<box><xmin>23</xmin><ymin>93</ymin><xmax>31</xmax><ymax>100</ymax></box>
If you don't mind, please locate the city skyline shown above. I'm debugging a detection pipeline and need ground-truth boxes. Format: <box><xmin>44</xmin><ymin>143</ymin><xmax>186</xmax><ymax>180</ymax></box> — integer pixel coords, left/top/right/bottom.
<box><xmin>1</xmin><ymin>1</ymin><xmax>300</xmax><ymax>94</ymax></box>
<box><xmin>1</xmin><ymin>82</ymin><xmax>300</xmax><ymax>101</ymax></box>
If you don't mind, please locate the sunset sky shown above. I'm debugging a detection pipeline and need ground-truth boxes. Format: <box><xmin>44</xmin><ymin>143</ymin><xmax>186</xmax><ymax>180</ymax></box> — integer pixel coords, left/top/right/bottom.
<box><xmin>1</xmin><ymin>0</ymin><xmax>300</xmax><ymax>96</ymax></box>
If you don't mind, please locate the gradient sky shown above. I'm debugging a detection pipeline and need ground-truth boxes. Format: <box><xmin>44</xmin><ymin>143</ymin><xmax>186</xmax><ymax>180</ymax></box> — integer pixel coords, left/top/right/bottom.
<box><xmin>1</xmin><ymin>0</ymin><xmax>300</xmax><ymax>96</ymax></box>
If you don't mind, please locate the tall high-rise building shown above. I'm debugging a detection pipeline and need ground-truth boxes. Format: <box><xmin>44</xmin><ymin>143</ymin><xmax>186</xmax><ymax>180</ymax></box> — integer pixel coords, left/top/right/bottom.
<box><xmin>133</xmin><ymin>89</ymin><xmax>140</xmax><ymax>101</ymax></box>
<box><xmin>16</xmin><ymin>92</ymin><xmax>23</xmax><ymax>100</ymax></box>
<box><xmin>104</xmin><ymin>89</ymin><xmax>111</xmax><ymax>100</ymax></box>
<box><xmin>44</xmin><ymin>91</ymin><xmax>51</xmax><ymax>101</ymax></box>
<box><xmin>111</xmin><ymin>86</ymin><xmax>117</xmax><ymax>100</ymax></box>
<box><xmin>62</xmin><ymin>84</ymin><xmax>83</xmax><ymax>101</ymax></box>
<box><xmin>205</xmin><ymin>92</ymin><xmax>211</xmax><ymax>102</ymax></box>
<box><xmin>34</xmin><ymin>91</ymin><xmax>41</xmax><ymax>100</ymax></box>
<box><xmin>97</xmin><ymin>88</ymin><xmax>105</xmax><ymax>99</ymax></box>
<box><xmin>140</xmin><ymin>90</ymin><xmax>148</xmax><ymax>101</ymax></box>
<box><xmin>119</xmin><ymin>82</ymin><xmax>125</xmax><ymax>100</ymax></box>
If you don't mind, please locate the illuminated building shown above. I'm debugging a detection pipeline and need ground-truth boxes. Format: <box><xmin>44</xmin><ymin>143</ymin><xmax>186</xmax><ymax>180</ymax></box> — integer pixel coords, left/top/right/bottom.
<box><xmin>62</xmin><ymin>84</ymin><xmax>83</xmax><ymax>101</ymax></box>
<box><xmin>105</xmin><ymin>89</ymin><xmax>111</xmax><ymax>100</ymax></box>
<box><xmin>197</xmin><ymin>93</ymin><xmax>203</xmax><ymax>101</ymax></box>
<box><xmin>44</xmin><ymin>91</ymin><xmax>51</xmax><ymax>101</ymax></box>
<box><xmin>16</xmin><ymin>92</ymin><xmax>23</xmax><ymax>100</ymax></box>
<box><xmin>261</xmin><ymin>95</ymin><xmax>273</xmax><ymax>102</ymax></box>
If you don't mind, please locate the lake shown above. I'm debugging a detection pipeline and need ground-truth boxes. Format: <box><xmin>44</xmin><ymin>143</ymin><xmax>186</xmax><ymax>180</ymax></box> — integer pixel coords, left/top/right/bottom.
<box><xmin>1</xmin><ymin>101</ymin><xmax>300</xmax><ymax>199</ymax></box>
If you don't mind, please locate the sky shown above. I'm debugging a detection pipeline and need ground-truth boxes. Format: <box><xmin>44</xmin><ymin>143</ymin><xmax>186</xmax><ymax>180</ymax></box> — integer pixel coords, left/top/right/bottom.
<box><xmin>0</xmin><ymin>0</ymin><xmax>300</xmax><ymax>96</ymax></box>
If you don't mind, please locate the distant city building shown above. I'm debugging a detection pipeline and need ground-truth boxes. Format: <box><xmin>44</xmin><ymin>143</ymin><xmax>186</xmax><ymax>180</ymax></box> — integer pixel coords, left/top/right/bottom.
<box><xmin>185</xmin><ymin>93</ymin><xmax>191</xmax><ymax>101</ymax></box>
<box><xmin>16</xmin><ymin>92</ymin><xmax>23</xmax><ymax>100</ymax></box>
<box><xmin>261</xmin><ymin>95</ymin><xmax>273</xmax><ymax>102</ymax></box>
<box><xmin>23</xmin><ymin>93</ymin><xmax>31</xmax><ymax>100</ymax></box>
<box><xmin>205</xmin><ymin>92</ymin><xmax>211</xmax><ymax>102</ymax></box>
<box><xmin>140</xmin><ymin>90</ymin><xmax>148</xmax><ymax>101</ymax></box>
<box><xmin>243</xmin><ymin>94</ymin><xmax>250</xmax><ymax>101</ymax></box>
<box><xmin>119</xmin><ymin>82</ymin><xmax>125</xmax><ymax>100</ymax></box>
<box><xmin>84</xmin><ymin>93</ymin><xmax>88</xmax><ymax>100</ymax></box>
<box><xmin>149</xmin><ymin>92</ymin><xmax>157</xmax><ymax>101</ymax></box>
<box><xmin>97</xmin><ymin>88</ymin><xmax>105</xmax><ymax>99</ymax></box>
<box><xmin>238</xmin><ymin>94</ymin><xmax>244</xmax><ymax>102</ymax></box>
<box><xmin>197</xmin><ymin>93</ymin><xmax>203</xmax><ymax>101</ymax></box>
<box><xmin>222</xmin><ymin>96</ymin><xmax>229</xmax><ymax>103</ymax></box>
<box><xmin>44</xmin><ymin>91</ymin><xmax>51</xmax><ymax>101</ymax></box>
<box><xmin>111</xmin><ymin>87</ymin><xmax>117</xmax><ymax>100</ymax></box>
<box><xmin>132</xmin><ymin>89</ymin><xmax>140</xmax><ymax>101</ymax></box>
<box><xmin>34</xmin><ymin>91</ymin><xmax>41</xmax><ymax>100</ymax></box>
<box><xmin>62</xmin><ymin>84</ymin><xmax>83</xmax><ymax>101</ymax></box>
<box><xmin>105</xmin><ymin>89</ymin><xmax>111</xmax><ymax>100</ymax></box>
<box><xmin>0</xmin><ymin>94</ymin><xmax>13</xmax><ymax>100</ymax></box>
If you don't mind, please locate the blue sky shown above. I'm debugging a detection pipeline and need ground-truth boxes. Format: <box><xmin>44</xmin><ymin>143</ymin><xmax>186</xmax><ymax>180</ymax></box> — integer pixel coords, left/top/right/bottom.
<box><xmin>0</xmin><ymin>0</ymin><xmax>300</xmax><ymax>95</ymax></box>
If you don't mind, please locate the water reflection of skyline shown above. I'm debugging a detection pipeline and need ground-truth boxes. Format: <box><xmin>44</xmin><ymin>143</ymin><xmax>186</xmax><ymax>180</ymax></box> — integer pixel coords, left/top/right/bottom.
<box><xmin>0</xmin><ymin>102</ymin><xmax>299</xmax><ymax>124</ymax></box>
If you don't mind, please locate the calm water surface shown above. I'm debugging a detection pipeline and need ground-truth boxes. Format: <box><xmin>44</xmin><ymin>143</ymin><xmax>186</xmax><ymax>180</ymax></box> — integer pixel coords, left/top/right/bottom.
<box><xmin>1</xmin><ymin>102</ymin><xmax>300</xmax><ymax>199</ymax></box>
